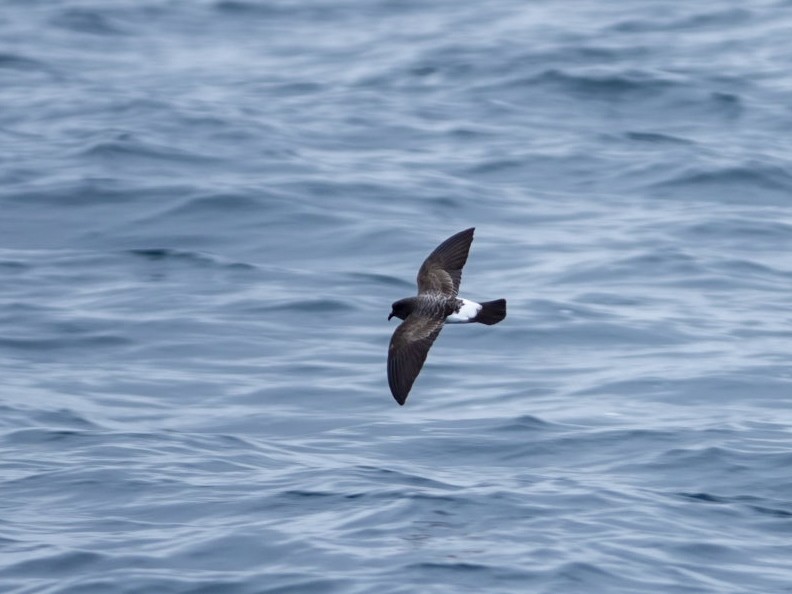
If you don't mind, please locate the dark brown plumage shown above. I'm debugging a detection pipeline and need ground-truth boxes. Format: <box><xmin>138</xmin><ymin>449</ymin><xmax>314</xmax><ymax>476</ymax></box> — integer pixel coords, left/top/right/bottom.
<box><xmin>416</xmin><ymin>227</ymin><xmax>474</xmax><ymax>297</ymax></box>
<box><xmin>387</xmin><ymin>315</ymin><xmax>445</xmax><ymax>405</ymax></box>
<box><xmin>387</xmin><ymin>227</ymin><xmax>505</xmax><ymax>405</ymax></box>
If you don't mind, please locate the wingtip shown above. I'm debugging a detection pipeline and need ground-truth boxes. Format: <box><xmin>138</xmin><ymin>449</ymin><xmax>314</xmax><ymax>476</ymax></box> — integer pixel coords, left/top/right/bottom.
<box><xmin>460</xmin><ymin>227</ymin><xmax>475</xmax><ymax>243</ymax></box>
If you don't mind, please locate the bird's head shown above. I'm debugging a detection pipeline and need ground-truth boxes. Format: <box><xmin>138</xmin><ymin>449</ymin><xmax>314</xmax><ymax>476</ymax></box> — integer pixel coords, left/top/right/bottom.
<box><xmin>388</xmin><ymin>297</ymin><xmax>415</xmax><ymax>321</ymax></box>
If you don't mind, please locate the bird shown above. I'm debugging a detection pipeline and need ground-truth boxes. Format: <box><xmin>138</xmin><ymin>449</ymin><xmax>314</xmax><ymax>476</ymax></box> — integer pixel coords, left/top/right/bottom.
<box><xmin>387</xmin><ymin>227</ymin><xmax>506</xmax><ymax>405</ymax></box>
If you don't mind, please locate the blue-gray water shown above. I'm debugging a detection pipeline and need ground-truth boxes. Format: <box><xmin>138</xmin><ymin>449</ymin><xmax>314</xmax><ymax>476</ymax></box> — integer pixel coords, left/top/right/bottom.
<box><xmin>3</xmin><ymin>1</ymin><xmax>792</xmax><ymax>592</ymax></box>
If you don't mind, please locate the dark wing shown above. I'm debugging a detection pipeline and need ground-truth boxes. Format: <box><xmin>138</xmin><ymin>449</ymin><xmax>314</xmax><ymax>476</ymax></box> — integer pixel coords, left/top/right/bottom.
<box><xmin>416</xmin><ymin>227</ymin><xmax>474</xmax><ymax>298</ymax></box>
<box><xmin>388</xmin><ymin>314</ymin><xmax>445</xmax><ymax>405</ymax></box>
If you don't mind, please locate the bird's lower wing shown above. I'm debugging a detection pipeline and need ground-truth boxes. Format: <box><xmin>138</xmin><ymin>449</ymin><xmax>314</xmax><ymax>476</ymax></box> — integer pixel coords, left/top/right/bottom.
<box><xmin>388</xmin><ymin>315</ymin><xmax>444</xmax><ymax>405</ymax></box>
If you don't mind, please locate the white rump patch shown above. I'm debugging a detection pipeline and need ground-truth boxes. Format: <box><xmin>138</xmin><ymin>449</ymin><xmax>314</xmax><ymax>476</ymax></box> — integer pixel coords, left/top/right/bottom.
<box><xmin>446</xmin><ymin>298</ymin><xmax>482</xmax><ymax>323</ymax></box>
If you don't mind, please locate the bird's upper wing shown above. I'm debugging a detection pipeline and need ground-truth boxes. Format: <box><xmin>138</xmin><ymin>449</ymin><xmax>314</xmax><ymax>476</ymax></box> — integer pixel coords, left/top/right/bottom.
<box><xmin>387</xmin><ymin>314</ymin><xmax>445</xmax><ymax>405</ymax></box>
<box><xmin>416</xmin><ymin>227</ymin><xmax>474</xmax><ymax>298</ymax></box>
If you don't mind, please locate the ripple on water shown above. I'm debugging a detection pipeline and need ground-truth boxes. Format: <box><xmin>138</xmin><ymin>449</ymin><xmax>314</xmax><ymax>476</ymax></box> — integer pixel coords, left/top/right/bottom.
<box><xmin>3</xmin><ymin>1</ymin><xmax>792</xmax><ymax>593</ymax></box>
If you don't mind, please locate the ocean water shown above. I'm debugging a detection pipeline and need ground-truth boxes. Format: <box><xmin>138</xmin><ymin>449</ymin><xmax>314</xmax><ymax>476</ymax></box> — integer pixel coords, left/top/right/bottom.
<box><xmin>3</xmin><ymin>0</ymin><xmax>792</xmax><ymax>592</ymax></box>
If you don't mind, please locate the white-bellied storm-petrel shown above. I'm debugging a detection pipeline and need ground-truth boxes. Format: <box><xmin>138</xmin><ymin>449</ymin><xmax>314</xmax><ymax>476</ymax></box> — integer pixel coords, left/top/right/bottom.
<box><xmin>387</xmin><ymin>227</ymin><xmax>506</xmax><ymax>405</ymax></box>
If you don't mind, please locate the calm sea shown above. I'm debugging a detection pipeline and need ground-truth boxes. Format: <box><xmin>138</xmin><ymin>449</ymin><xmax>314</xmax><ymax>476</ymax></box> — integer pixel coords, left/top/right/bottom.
<box><xmin>2</xmin><ymin>1</ymin><xmax>792</xmax><ymax>592</ymax></box>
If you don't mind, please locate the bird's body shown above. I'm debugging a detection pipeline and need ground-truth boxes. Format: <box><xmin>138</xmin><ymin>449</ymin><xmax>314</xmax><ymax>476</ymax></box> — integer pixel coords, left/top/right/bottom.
<box><xmin>387</xmin><ymin>227</ymin><xmax>506</xmax><ymax>405</ymax></box>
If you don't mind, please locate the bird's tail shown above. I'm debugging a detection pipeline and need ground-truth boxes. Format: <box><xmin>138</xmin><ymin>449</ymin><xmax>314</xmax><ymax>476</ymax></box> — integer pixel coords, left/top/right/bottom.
<box><xmin>473</xmin><ymin>299</ymin><xmax>507</xmax><ymax>325</ymax></box>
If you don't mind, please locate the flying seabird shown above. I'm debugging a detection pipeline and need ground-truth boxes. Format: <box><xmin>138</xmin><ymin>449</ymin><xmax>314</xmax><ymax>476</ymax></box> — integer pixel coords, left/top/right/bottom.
<box><xmin>387</xmin><ymin>227</ymin><xmax>506</xmax><ymax>405</ymax></box>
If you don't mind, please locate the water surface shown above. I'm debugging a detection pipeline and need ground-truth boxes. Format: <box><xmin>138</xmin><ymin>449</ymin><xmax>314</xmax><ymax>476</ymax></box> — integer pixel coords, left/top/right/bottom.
<box><xmin>2</xmin><ymin>1</ymin><xmax>792</xmax><ymax>592</ymax></box>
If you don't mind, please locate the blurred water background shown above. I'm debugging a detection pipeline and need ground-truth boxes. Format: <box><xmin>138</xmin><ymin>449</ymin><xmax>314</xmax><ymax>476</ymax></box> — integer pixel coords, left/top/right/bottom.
<box><xmin>3</xmin><ymin>1</ymin><xmax>792</xmax><ymax>592</ymax></box>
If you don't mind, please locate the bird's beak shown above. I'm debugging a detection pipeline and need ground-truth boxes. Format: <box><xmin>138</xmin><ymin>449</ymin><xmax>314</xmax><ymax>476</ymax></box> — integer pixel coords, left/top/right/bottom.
<box><xmin>388</xmin><ymin>312</ymin><xmax>394</xmax><ymax>321</ymax></box>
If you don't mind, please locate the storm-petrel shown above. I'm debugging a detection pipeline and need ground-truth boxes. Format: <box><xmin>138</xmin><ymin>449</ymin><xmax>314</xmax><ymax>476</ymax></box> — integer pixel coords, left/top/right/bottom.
<box><xmin>387</xmin><ymin>227</ymin><xmax>506</xmax><ymax>405</ymax></box>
